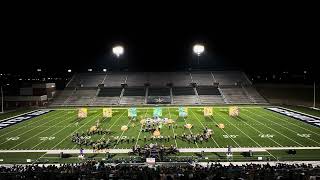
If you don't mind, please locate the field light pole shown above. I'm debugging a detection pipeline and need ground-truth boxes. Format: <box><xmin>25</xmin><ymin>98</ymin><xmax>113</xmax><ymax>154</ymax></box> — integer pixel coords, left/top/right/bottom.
<box><xmin>193</xmin><ymin>44</ymin><xmax>205</xmax><ymax>65</ymax></box>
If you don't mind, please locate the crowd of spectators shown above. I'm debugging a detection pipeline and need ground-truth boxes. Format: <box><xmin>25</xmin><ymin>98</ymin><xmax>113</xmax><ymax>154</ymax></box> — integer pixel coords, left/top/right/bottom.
<box><xmin>0</xmin><ymin>161</ymin><xmax>320</xmax><ymax>179</ymax></box>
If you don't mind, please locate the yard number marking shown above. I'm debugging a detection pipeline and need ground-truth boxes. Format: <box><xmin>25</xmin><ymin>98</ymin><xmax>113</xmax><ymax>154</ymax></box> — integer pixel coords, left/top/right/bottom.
<box><xmin>259</xmin><ymin>134</ymin><xmax>274</xmax><ymax>138</ymax></box>
<box><xmin>39</xmin><ymin>136</ymin><xmax>55</xmax><ymax>141</ymax></box>
<box><xmin>297</xmin><ymin>134</ymin><xmax>311</xmax><ymax>138</ymax></box>
<box><xmin>223</xmin><ymin>135</ymin><xmax>238</xmax><ymax>138</ymax></box>
<box><xmin>7</xmin><ymin>137</ymin><xmax>19</xmax><ymax>141</ymax></box>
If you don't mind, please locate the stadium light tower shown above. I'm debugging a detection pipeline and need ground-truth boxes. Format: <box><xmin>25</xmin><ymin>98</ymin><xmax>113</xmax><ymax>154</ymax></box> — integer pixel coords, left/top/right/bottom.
<box><xmin>193</xmin><ymin>44</ymin><xmax>205</xmax><ymax>65</ymax></box>
<box><xmin>112</xmin><ymin>45</ymin><xmax>124</xmax><ymax>58</ymax></box>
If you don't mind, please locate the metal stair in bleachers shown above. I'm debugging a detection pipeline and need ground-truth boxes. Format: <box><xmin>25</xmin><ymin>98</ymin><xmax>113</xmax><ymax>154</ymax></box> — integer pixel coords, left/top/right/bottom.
<box><xmin>172</xmin><ymin>87</ymin><xmax>199</xmax><ymax>105</ymax></box>
<box><xmin>120</xmin><ymin>87</ymin><xmax>146</xmax><ymax>105</ymax></box>
<box><xmin>92</xmin><ymin>87</ymin><xmax>122</xmax><ymax>105</ymax></box>
<box><xmin>50</xmin><ymin>71</ymin><xmax>267</xmax><ymax>106</ymax></box>
<box><xmin>196</xmin><ymin>86</ymin><xmax>225</xmax><ymax>104</ymax></box>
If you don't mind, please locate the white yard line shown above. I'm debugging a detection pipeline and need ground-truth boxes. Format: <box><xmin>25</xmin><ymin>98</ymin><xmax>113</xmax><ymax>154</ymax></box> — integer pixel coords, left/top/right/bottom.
<box><xmin>167</xmin><ymin>107</ymin><xmax>178</xmax><ymax>148</ymax></box>
<box><xmin>114</xmin><ymin>109</ymin><xmax>138</xmax><ymax>148</ymax></box>
<box><xmin>51</xmin><ymin>113</ymin><xmax>101</xmax><ymax>149</ymax></box>
<box><xmin>10</xmin><ymin>112</ymin><xmax>75</xmax><ymax>150</ymax></box>
<box><xmin>97</xmin><ymin>111</ymin><xmax>126</xmax><ymax>142</ymax></box>
<box><xmin>260</xmin><ymin>108</ymin><xmax>320</xmax><ymax>137</ymax></box>
<box><xmin>248</xmin><ymin>109</ymin><xmax>320</xmax><ymax>146</ymax></box>
<box><xmin>32</xmin><ymin>113</ymin><xmax>84</xmax><ymax>149</ymax></box>
<box><xmin>134</xmin><ymin>109</ymin><xmax>149</xmax><ymax>147</ymax></box>
<box><xmin>241</xmin><ymin>111</ymin><xmax>304</xmax><ymax>146</ymax></box>
<box><xmin>214</xmin><ymin>112</ymin><xmax>261</xmax><ymax>147</ymax></box>
<box><xmin>206</xmin><ymin>114</ymin><xmax>241</xmax><ymax>148</ymax></box>
<box><xmin>214</xmin><ymin>111</ymin><xmax>278</xmax><ymax>159</ymax></box>
<box><xmin>113</xmin><ymin>120</ymin><xmax>132</xmax><ymax>148</ymax></box>
<box><xmin>190</xmin><ymin>110</ymin><xmax>220</xmax><ymax>148</ymax></box>
<box><xmin>232</xmin><ymin>115</ymin><xmax>283</xmax><ymax>147</ymax></box>
<box><xmin>182</xmin><ymin>116</ymin><xmax>199</xmax><ymax>148</ymax></box>
<box><xmin>0</xmin><ymin>110</ymin><xmax>63</xmax><ymax>138</ymax></box>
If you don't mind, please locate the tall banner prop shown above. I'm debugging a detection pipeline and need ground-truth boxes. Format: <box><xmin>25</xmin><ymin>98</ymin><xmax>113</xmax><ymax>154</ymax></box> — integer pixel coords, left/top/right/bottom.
<box><xmin>153</xmin><ymin>107</ymin><xmax>162</xmax><ymax>117</ymax></box>
<box><xmin>78</xmin><ymin>108</ymin><xmax>87</xmax><ymax>118</ymax></box>
<box><xmin>103</xmin><ymin>108</ymin><xmax>112</xmax><ymax>118</ymax></box>
<box><xmin>128</xmin><ymin>108</ymin><xmax>137</xmax><ymax>118</ymax></box>
<box><xmin>179</xmin><ymin>107</ymin><xmax>188</xmax><ymax>117</ymax></box>
<box><xmin>229</xmin><ymin>106</ymin><xmax>239</xmax><ymax>117</ymax></box>
<box><xmin>204</xmin><ymin>107</ymin><xmax>213</xmax><ymax>116</ymax></box>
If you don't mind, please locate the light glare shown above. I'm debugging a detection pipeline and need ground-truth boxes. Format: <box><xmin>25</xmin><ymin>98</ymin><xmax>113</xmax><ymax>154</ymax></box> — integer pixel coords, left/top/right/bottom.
<box><xmin>193</xmin><ymin>44</ymin><xmax>205</xmax><ymax>56</ymax></box>
<box><xmin>112</xmin><ymin>45</ymin><xmax>124</xmax><ymax>57</ymax></box>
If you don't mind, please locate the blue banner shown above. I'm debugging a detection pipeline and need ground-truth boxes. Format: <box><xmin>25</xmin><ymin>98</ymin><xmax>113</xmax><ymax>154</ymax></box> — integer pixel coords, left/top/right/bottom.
<box><xmin>179</xmin><ymin>107</ymin><xmax>188</xmax><ymax>117</ymax></box>
<box><xmin>128</xmin><ymin>108</ymin><xmax>137</xmax><ymax>117</ymax></box>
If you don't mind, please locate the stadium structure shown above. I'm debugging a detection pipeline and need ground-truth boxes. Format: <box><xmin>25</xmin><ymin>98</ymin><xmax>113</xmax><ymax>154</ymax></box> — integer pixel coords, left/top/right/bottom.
<box><xmin>0</xmin><ymin>70</ymin><xmax>320</xmax><ymax>179</ymax></box>
<box><xmin>50</xmin><ymin>71</ymin><xmax>267</xmax><ymax>106</ymax></box>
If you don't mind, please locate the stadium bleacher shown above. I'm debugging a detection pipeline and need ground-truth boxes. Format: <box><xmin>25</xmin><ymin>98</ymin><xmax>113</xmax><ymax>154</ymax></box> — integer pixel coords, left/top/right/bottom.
<box><xmin>51</xmin><ymin>89</ymin><xmax>74</xmax><ymax>105</ymax></box>
<box><xmin>103</xmin><ymin>72</ymin><xmax>127</xmax><ymax>87</ymax></box>
<box><xmin>196</xmin><ymin>86</ymin><xmax>225</xmax><ymax>104</ymax></box>
<box><xmin>147</xmin><ymin>87</ymin><xmax>171</xmax><ymax>104</ymax></box>
<box><xmin>67</xmin><ymin>73</ymin><xmax>106</xmax><ymax>87</ymax></box>
<box><xmin>170</xmin><ymin>72</ymin><xmax>192</xmax><ymax>87</ymax></box>
<box><xmin>125</xmin><ymin>72</ymin><xmax>147</xmax><ymax>87</ymax></box>
<box><xmin>120</xmin><ymin>87</ymin><xmax>146</xmax><ymax>105</ymax></box>
<box><xmin>213</xmin><ymin>71</ymin><xmax>251</xmax><ymax>86</ymax></box>
<box><xmin>64</xmin><ymin>88</ymin><xmax>97</xmax><ymax>105</ymax></box>
<box><xmin>219</xmin><ymin>86</ymin><xmax>252</xmax><ymax>104</ymax></box>
<box><xmin>191</xmin><ymin>72</ymin><xmax>215</xmax><ymax>86</ymax></box>
<box><xmin>50</xmin><ymin>71</ymin><xmax>267</xmax><ymax>106</ymax></box>
<box><xmin>91</xmin><ymin>87</ymin><xmax>122</xmax><ymax>105</ymax></box>
<box><xmin>172</xmin><ymin>87</ymin><xmax>199</xmax><ymax>104</ymax></box>
<box><xmin>148</xmin><ymin>72</ymin><xmax>171</xmax><ymax>87</ymax></box>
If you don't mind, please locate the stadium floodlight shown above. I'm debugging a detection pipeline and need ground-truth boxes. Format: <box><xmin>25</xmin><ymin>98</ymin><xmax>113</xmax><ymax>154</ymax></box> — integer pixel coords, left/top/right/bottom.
<box><xmin>68</xmin><ymin>69</ymin><xmax>72</xmax><ymax>73</ymax></box>
<box><xmin>193</xmin><ymin>44</ymin><xmax>205</xmax><ymax>56</ymax></box>
<box><xmin>193</xmin><ymin>44</ymin><xmax>205</xmax><ymax>65</ymax></box>
<box><xmin>37</xmin><ymin>68</ymin><xmax>42</xmax><ymax>72</ymax></box>
<box><xmin>112</xmin><ymin>45</ymin><xmax>124</xmax><ymax>58</ymax></box>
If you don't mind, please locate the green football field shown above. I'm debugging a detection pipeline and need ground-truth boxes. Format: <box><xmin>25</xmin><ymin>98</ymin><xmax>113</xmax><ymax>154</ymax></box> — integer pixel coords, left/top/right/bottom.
<box><xmin>0</xmin><ymin>106</ymin><xmax>320</xmax><ymax>163</ymax></box>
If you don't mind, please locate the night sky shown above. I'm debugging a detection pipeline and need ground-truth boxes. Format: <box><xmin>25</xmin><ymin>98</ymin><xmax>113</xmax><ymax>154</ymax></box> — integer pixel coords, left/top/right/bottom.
<box><xmin>1</xmin><ymin>3</ymin><xmax>317</xmax><ymax>74</ymax></box>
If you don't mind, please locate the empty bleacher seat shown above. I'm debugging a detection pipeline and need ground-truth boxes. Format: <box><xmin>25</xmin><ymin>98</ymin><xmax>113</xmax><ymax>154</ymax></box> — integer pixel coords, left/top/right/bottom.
<box><xmin>213</xmin><ymin>71</ymin><xmax>251</xmax><ymax>86</ymax></box>
<box><xmin>170</xmin><ymin>72</ymin><xmax>192</xmax><ymax>87</ymax></box>
<box><xmin>191</xmin><ymin>72</ymin><xmax>214</xmax><ymax>86</ymax></box>
<box><xmin>196</xmin><ymin>86</ymin><xmax>225</xmax><ymax>104</ymax></box>
<box><xmin>172</xmin><ymin>87</ymin><xmax>199</xmax><ymax>104</ymax></box>
<box><xmin>196</xmin><ymin>86</ymin><xmax>220</xmax><ymax>95</ymax></box>
<box><xmin>125</xmin><ymin>73</ymin><xmax>147</xmax><ymax>87</ymax></box>
<box><xmin>104</xmin><ymin>72</ymin><xmax>126</xmax><ymax>87</ymax></box>
<box><xmin>120</xmin><ymin>87</ymin><xmax>146</xmax><ymax>105</ymax></box>
<box><xmin>219</xmin><ymin>87</ymin><xmax>252</xmax><ymax>104</ymax></box>
<box><xmin>148</xmin><ymin>88</ymin><xmax>170</xmax><ymax>96</ymax></box>
<box><xmin>98</xmin><ymin>88</ymin><xmax>122</xmax><ymax>97</ymax></box>
<box><xmin>67</xmin><ymin>73</ymin><xmax>105</xmax><ymax>87</ymax></box>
